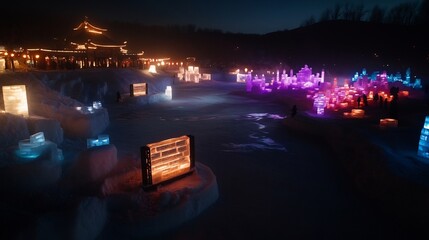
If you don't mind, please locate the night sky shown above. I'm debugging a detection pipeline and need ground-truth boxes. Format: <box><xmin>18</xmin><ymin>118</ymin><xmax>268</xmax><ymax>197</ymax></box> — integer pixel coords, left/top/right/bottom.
<box><xmin>21</xmin><ymin>0</ymin><xmax>418</xmax><ymax>34</ymax></box>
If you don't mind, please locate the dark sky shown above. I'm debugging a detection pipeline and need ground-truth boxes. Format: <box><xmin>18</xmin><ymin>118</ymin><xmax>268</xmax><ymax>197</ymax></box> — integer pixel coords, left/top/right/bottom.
<box><xmin>21</xmin><ymin>0</ymin><xmax>419</xmax><ymax>34</ymax></box>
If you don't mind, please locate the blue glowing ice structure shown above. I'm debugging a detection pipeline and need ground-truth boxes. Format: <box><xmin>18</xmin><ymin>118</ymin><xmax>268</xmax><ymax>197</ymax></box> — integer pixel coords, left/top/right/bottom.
<box><xmin>413</xmin><ymin>79</ymin><xmax>422</xmax><ymax>89</ymax></box>
<box><xmin>93</xmin><ymin>101</ymin><xmax>102</xmax><ymax>109</ymax></box>
<box><xmin>313</xmin><ymin>93</ymin><xmax>327</xmax><ymax>115</ymax></box>
<box><xmin>418</xmin><ymin>116</ymin><xmax>429</xmax><ymax>159</ymax></box>
<box><xmin>405</xmin><ymin>67</ymin><xmax>411</xmax><ymax>85</ymax></box>
<box><xmin>87</xmin><ymin>134</ymin><xmax>110</xmax><ymax>148</ymax></box>
<box><xmin>16</xmin><ymin>132</ymin><xmax>46</xmax><ymax>159</ymax></box>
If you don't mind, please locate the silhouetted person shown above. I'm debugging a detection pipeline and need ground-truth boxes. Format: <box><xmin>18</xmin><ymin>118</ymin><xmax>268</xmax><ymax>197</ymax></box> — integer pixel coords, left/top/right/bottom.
<box><xmin>374</xmin><ymin>93</ymin><xmax>379</xmax><ymax>104</ymax></box>
<box><xmin>362</xmin><ymin>94</ymin><xmax>368</xmax><ymax>107</ymax></box>
<box><xmin>291</xmin><ymin>105</ymin><xmax>297</xmax><ymax>118</ymax></box>
<box><xmin>357</xmin><ymin>96</ymin><xmax>361</xmax><ymax>108</ymax></box>
<box><xmin>116</xmin><ymin>91</ymin><xmax>122</xmax><ymax>103</ymax></box>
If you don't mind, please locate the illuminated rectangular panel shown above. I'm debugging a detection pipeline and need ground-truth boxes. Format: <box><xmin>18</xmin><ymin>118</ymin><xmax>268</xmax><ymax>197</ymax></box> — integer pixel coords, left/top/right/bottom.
<box><xmin>350</xmin><ymin>109</ymin><xmax>365</xmax><ymax>118</ymax></box>
<box><xmin>2</xmin><ymin>85</ymin><xmax>29</xmax><ymax>117</ymax></box>
<box><xmin>141</xmin><ymin>135</ymin><xmax>195</xmax><ymax>189</ymax></box>
<box><xmin>130</xmin><ymin>83</ymin><xmax>148</xmax><ymax>96</ymax></box>
<box><xmin>380</xmin><ymin>118</ymin><xmax>398</xmax><ymax>127</ymax></box>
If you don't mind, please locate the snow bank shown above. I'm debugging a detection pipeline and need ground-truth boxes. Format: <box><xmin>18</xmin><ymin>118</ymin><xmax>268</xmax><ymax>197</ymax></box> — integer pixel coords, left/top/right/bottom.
<box><xmin>283</xmin><ymin>111</ymin><xmax>429</xmax><ymax>225</ymax></box>
<box><xmin>98</xmin><ymin>162</ymin><xmax>219</xmax><ymax>239</ymax></box>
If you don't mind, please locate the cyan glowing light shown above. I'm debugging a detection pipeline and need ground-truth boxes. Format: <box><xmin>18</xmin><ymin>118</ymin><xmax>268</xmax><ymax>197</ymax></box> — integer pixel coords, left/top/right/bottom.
<box><xmin>87</xmin><ymin>134</ymin><xmax>110</xmax><ymax>148</ymax></box>
<box><xmin>418</xmin><ymin>116</ymin><xmax>429</xmax><ymax>159</ymax></box>
<box><xmin>16</xmin><ymin>132</ymin><xmax>46</xmax><ymax>159</ymax></box>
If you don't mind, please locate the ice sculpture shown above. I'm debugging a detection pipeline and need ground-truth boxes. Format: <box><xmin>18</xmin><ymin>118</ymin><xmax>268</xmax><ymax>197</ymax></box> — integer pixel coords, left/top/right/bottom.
<box><xmin>2</xmin><ymin>85</ymin><xmax>29</xmax><ymax>117</ymax></box>
<box><xmin>313</xmin><ymin>93</ymin><xmax>327</xmax><ymax>115</ymax></box>
<box><xmin>87</xmin><ymin>134</ymin><xmax>110</xmax><ymax>148</ymax></box>
<box><xmin>16</xmin><ymin>132</ymin><xmax>46</xmax><ymax>159</ymax></box>
<box><xmin>141</xmin><ymin>135</ymin><xmax>195</xmax><ymax>190</ymax></box>
<box><xmin>165</xmin><ymin>86</ymin><xmax>172</xmax><ymax>100</ymax></box>
<box><xmin>418</xmin><ymin>116</ymin><xmax>429</xmax><ymax>159</ymax></box>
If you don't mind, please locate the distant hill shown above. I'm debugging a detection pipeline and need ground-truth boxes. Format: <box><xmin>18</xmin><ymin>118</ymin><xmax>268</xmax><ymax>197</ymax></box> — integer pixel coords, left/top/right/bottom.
<box><xmin>1</xmin><ymin>13</ymin><xmax>428</xmax><ymax>78</ymax></box>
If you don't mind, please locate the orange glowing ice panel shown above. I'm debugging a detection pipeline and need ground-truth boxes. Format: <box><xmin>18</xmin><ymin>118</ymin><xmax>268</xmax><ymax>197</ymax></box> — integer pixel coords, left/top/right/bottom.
<box><xmin>351</xmin><ymin>109</ymin><xmax>365</xmax><ymax>118</ymax></box>
<box><xmin>141</xmin><ymin>135</ymin><xmax>195</xmax><ymax>188</ymax></box>
<box><xmin>130</xmin><ymin>83</ymin><xmax>148</xmax><ymax>96</ymax></box>
<box><xmin>380</xmin><ymin>118</ymin><xmax>398</xmax><ymax>127</ymax></box>
<box><xmin>2</xmin><ymin>85</ymin><xmax>29</xmax><ymax>117</ymax></box>
<box><xmin>399</xmin><ymin>91</ymin><xmax>409</xmax><ymax>97</ymax></box>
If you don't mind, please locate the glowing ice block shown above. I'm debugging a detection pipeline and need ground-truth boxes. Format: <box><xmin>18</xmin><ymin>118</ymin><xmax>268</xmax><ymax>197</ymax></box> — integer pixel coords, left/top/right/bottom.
<box><xmin>380</xmin><ymin>118</ymin><xmax>398</xmax><ymax>127</ymax></box>
<box><xmin>93</xmin><ymin>101</ymin><xmax>102</xmax><ymax>109</ymax></box>
<box><xmin>30</xmin><ymin>131</ymin><xmax>45</xmax><ymax>144</ymax></box>
<box><xmin>165</xmin><ymin>86</ymin><xmax>172</xmax><ymax>100</ymax></box>
<box><xmin>87</xmin><ymin>134</ymin><xmax>110</xmax><ymax>148</ymax></box>
<box><xmin>141</xmin><ymin>135</ymin><xmax>195</xmax><ymax>190</ymax></box>
<box><xmin>313</xmin><ymin>93</ymin><xmax>327</xmax><ymax>115</ymax></box>
<box><xmin>418</xmin><ymin>116</ymin><xmax>429</xmax><ymax>159</ymax></box>
<box><xmin>2</xmin><ymin>85</ymin><xmax>29</xmax><ymax>117</ymax></box>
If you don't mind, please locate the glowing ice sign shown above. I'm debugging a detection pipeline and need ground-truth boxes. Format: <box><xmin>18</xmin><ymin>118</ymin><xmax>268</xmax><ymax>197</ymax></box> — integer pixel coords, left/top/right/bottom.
<box><xmin>2</xmin><ymin>85</ymin><xmax>29</xmax><ymax>117</ymax></box>
<box><xmin>130</xmin><ymin>83</ymin><xmax>148</xmax><ymax>96</ymax></box>
<box><xmin>141</xmin><ymin>135</ymin><xmax>195</xmax><ymax>189</ymax></box>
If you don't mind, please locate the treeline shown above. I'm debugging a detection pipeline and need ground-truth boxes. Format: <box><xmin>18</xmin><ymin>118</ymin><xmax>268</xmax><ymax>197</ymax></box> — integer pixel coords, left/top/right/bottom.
<box><xmin>301</xmin><ymin>0</ymin><xmax>429</xmax><ymax>27</ymax></box>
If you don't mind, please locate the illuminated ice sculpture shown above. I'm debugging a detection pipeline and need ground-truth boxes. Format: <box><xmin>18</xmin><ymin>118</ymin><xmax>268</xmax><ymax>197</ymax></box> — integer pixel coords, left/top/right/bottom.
<box><xmin>16</xmin><ymin>132</ymin><xmax>46</xmax><ymax>159</ymax></box>
<box><xmin>130</xmin><ymin>83</ymin><xmax>148</xmax><ymax>97</ymax></box>
<box><xmin>2</xmin><ymin>84</ymin><xmax>29</xmax><ymax>117</ymax></box>
<box><xmin>87</xmin><ymin>134</ymin><xmax>110</xmax><ymax>148</ymax></box>
<box><xmin>313</xmin><ymin>93</ymin><xmax>327</xmax><ymax>115</ymax></box>
<box><xmin>418</xmin><ymin>116</ymin><xmax>429</xmax><ymax>159</ymax></box>
<box><xmin>141</xmin><ymin>135</ymin><xmax>195</xmax><ymax>190</ymax></box>
<box><xmin>92</xmin><ymin>101</ymin><xmax>102</xmax><ymax>109</ymax></box>
<box><xmin>148</xmin><ymin>64</ymin><xmax>157</xmax><ymax>73</ymax></box>
<box><xmin>165</xmin><ymin>86</ymin><xmax>172</xmax><ymax>100</ymax></box>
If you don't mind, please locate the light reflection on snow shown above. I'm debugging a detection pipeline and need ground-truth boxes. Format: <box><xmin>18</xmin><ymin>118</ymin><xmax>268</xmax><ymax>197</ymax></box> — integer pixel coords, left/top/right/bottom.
<box><xmin>223</xmin><ymin>112</ymin><xmax>287</xmax><ymax>152</ymax></box>
<box><xmin>246</xmin><ymin>113</ymin><xmax>286</xmax><ymax>120</ymax></box>
<box><xmin>223</xmin><ymin>138</ymin><xmax>287</xmax><ymax>152</ymax></box>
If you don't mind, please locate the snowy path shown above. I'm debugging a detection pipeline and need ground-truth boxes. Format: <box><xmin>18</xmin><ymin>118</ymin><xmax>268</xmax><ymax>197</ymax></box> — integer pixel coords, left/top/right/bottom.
<box><xmin>102</xmin><ymin>81</ymin><xmax>415</xmax><ymax>239</ymax></box>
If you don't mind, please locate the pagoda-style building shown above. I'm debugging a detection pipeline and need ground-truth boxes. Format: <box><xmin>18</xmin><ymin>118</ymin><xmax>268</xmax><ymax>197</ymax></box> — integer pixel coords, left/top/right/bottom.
<box><xmin>26</xmin><ymin>17</ymin><xmax>143</xmax><ymax>70</ymax></box>
<box><xmin>69</xmin><ymin>17</ymin><xmax>127</xmax><ymax>68</ymax></box>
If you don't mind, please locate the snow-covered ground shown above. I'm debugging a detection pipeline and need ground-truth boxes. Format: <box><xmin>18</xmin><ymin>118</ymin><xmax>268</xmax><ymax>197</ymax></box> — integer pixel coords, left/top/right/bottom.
<box><xmin>1</xmin><ymin>68</ymin><xmax>429</xmax><ymax>239</ymax></box>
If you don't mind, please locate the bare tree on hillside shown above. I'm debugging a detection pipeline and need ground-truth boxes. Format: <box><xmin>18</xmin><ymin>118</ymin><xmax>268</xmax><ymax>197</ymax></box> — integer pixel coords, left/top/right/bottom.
<box><xmin>368</xmin><ymin>5</ymin><xmax>385</xmax><ymax>23</ymax></box>
<box><xmin>343</xmin><ymin>3</ymin><xmax>367</xmax><ymax>21</ymax></box>
<box><xmin>319</xmin><ymin>3</ymin><xmax>342</xmax><ymax>22</ymax></box>
<box><xmin>416</xmin><ymin>0</ymin><xmax>429</xmax><ymax>25</ymax></box>
<box><xmin>301</xmin><ymin>15</ymin><xmax>316</xmax><ymax>27</ymax></box>
<box><xmin>385</xmin><ymin>2</ymin><xmax>419</xmax><ymax>25</ymax></box>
